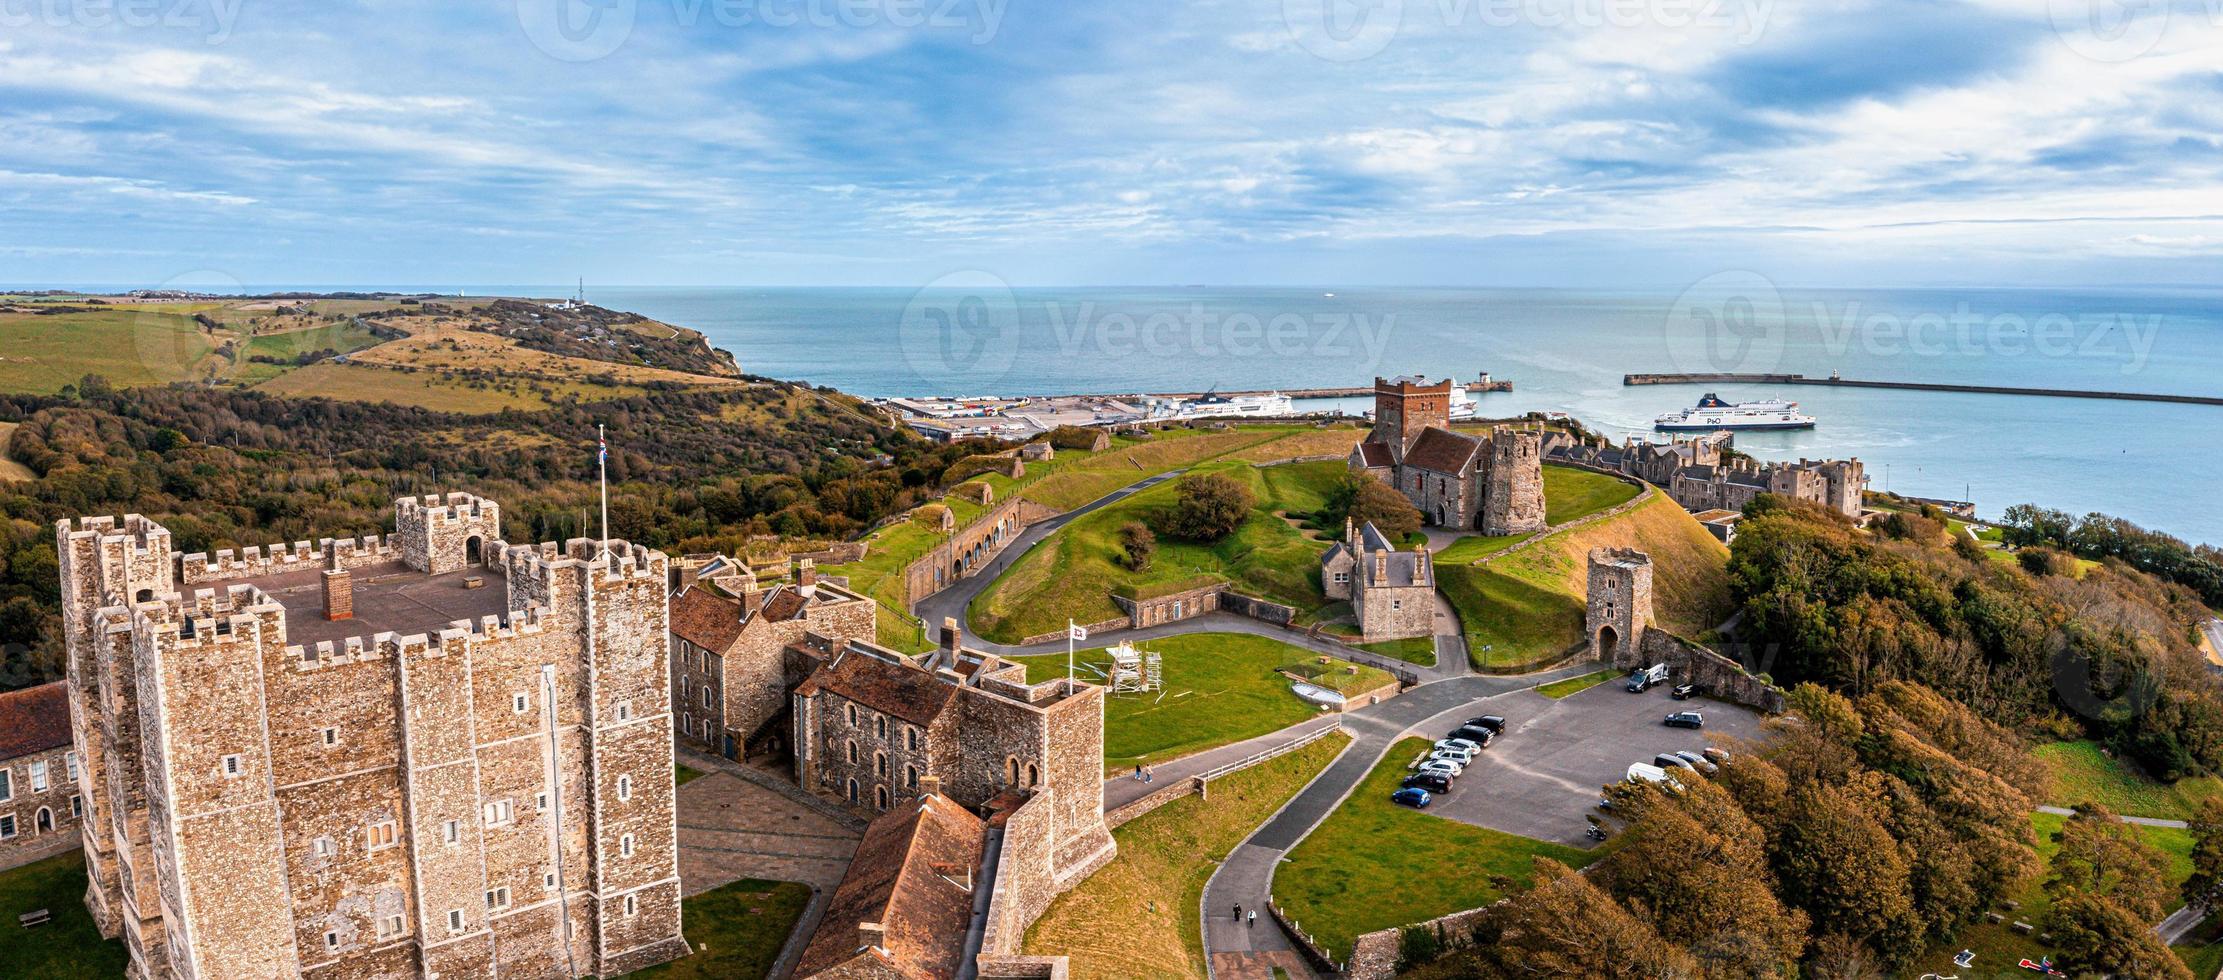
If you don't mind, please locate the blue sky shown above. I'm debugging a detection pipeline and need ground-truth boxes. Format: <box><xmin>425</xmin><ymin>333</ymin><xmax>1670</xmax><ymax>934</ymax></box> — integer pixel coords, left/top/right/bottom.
<box><xmin>2</xmin><ymin>0</ymin><xmax>2220</xmax><ymax>287</ymax></box>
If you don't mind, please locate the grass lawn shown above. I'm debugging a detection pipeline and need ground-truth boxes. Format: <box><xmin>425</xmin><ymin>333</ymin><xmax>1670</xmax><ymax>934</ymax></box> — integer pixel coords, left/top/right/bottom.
<box><xmin>0</xmin><ymin>850</ymin><xmax>131</xmax><ymax>979</ymax></box>
<box><xmin>1355</xmin><ymin>635</ymin><xmax>1437</xmax><ymax>666</ymax></box>
<box><xmin>1541</xmin><ymin>465</ymin><xmax>1642</xmax><ymax>526</ymax></box>
<box><xmin>1537</xmin><ymin>668</ymin><xmax>1619</xmax><ymax>699</ymax></box>
<box><xmin>1274</xmin><ymin>737</ymin><xmax>1597</xmax><ymax>963</ymax></box>
<box><xmin>0</xmin><ymin>309</ymin><xmax>217</xmax><ymax>394</ymax></box>
<box><xmin>675</xmin><ymin>763</ymin><xmax>706</xmax><ymax>787</ymax></box>
<box><xmin>1438</xmin><ymin>562</ymin><xmax>1586</xmax><ymax>673</ymax></box>
<box><xmin>1009</xmin><ymin>633</ymin><xmax>1339</xmax><ymax>771</ymax></box>
<box><xmin>2032</xmin><ymin>740</ymin><xmax>2223</xmax><ymax>821</ymax></box>
<box><xmin>1016</xmin><ymin>427</ymin><xmax>1316</xmax><ymax>512</ymax></box>
<box><xmin>255</xmin><ymin>361</ymin><xmax>652</xmax><ymax>413</ymax></box>
<box><xmin>622</xmin><ymin>878</ymin><xmax>811</xmax><ymax>979</ymax></box>
<box><xmin>1914</xmin><ymin>811</ymin><xmax>2196</xmax><ymax>977</ymax></box>
<box><xmin>1023</xmin><ymin>731</ymin><xmax>1349</xmax><ymax>979</ymax></box>
<box><xmin>1435</xmin><ymin>533</ymin><xmax>1525</xmax><ymax>564</ymax></box>
<box><xmin>970</xmin><ymin>459</ymin><xmax>1345</xmax><ymax>644</ymax></box>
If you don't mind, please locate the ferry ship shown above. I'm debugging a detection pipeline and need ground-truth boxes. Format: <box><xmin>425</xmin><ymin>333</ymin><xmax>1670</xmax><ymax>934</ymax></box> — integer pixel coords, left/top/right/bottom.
<box><xmin>1154</xmin><ymin>390</ymin><xmax>1296</xmax><ymax>421</ymax></box>
<box><xmin>1654</xmin><ymin>393</ymin><xmax>1816</xmax><ymax>432</ymax></box>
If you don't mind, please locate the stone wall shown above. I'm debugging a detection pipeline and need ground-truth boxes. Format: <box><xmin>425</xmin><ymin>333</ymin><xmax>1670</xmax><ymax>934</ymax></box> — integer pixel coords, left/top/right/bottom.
<box><xmin>395</xmin><ymin>491</ymin><xmax>502</xmax><ymax>574</ymax></box>
<box><xmin>176</xmin><ymin>533</ymin><xmax>397</xmax><ymax>586</ymax></box>
<box><xmin>897</xmin><ymin>497</ymin><xmax>1058</xmax><ymax>610</ymax></box>
<box><xmin>1220</xmin><ymin>591</ymin><xmax>1298</xmax><ymax>627</ymax></box>
<box><xmin>1629</xmin><ymin>629</ymin><xmax>1788</xmax><ymax>714</ymax></box>
<box><xmin>1112</xmin><ymin>583</ymin><xmax>1223</xmax><ymax>629</ymax></box>
<box><xmin>1585</xmin><ymin>547</ymin><xmax>1653</xmax><ymax>663</ymax></box>
<box><xmin>0</xmin><ymin>743</ymin><xmax>82</xmax><ymax>870</ymax></box>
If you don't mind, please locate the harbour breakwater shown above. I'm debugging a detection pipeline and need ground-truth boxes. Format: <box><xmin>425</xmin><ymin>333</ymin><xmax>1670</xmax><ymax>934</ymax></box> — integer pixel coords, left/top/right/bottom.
<box><xmin>1623</xmin><ymin>373</ymin><xmax>2223</xmax><ymax>407</ymax></box>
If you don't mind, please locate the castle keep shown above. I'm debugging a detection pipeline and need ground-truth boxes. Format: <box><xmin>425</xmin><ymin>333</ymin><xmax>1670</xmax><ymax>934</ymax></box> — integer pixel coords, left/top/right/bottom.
<box><xmin>58</xmin><ymin>493</ymin><xmax>687</xmax><ymax>979</ymax></box>
<box><xmin>1350</xmin><ymin>376</ymin><xmax>1546</xmax><ymax>535</ymax></box>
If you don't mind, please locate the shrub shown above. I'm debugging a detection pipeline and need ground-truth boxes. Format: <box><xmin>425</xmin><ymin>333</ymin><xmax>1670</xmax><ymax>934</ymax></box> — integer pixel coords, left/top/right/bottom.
<box><xmin>1951</xmin><ymin>534</ymin><xmax>1986</xmax><ymax>563</ymax></box>
<box><xmin>1160</xmin><ymin>473</ymin><xmax>1253</xmax><ymax>541</ymax></box>
<box><xmin>2018</xmin><ymin>546</ymin><xmax>2076</xmax><ymax>577</ymax></box>
<box><xmin>1877</xmin><ymin>510</ymin><xmax>1943</xmax><ymax>542</ymax></box>
<box><xmin>1118</xmin><ymin>521</ymin><xmax>1155</xmax><ymax>572</ymax></box>
<box><xmin>1318</xmin><ymin>472</ymin><xmax>1423</xmax><ymax>540</ymax></box>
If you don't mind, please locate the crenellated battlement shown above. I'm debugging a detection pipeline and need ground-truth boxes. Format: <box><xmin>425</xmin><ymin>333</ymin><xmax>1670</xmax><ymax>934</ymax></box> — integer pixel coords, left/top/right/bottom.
<box><xmin>132</xmin><ymin>585</ymin><xmax>287</xmax><ymax>651</ymax></box>
<box><xmin>285</xmin><ymin>604</ymin><xmax>553</xmax><ymax>669</ymax></box>
<box><xmin>395</xmin><ymin>492</ymin><xmax>500</xmax><ymax>525</ymax></box>
<box><xmin>499</xmin><ymin>537</ymin><xmax>668</xmax><ymax>586</ymax></box>
<box><xmin>175</xmin><ymin>534</ymin><xmax>397</xmax><ymax>585</ymax></box>
<box><xmin>395</xmin><ymin>491</ymin><xmax>503</xmax><ymax>574</ymax></box>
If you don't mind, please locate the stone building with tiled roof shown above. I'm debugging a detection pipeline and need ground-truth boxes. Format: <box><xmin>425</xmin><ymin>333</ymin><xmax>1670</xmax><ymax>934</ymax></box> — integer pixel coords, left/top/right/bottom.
<box><xmin>1349</xmin><ymin>376</ymin><xmax>1546</xmax><ymax>535</ymax></box>
<box><xmin>1543</xmin><ymin>430</ymin><xmax>1864</xmax><ymax>519</ymax></box>
<box><xmin>0</xmin><ymin>680</ymin><xmax>82</xmax><ymax>868</ymax></box>
<box><xmin>668</xmin><ymin>555</ymin><xmax>875</xmax><ymax>761</ymax></box>
<box><xmin>1322</xmin><ymin>519</ymin><xmax>1436</xmax><ymax>641</ymax></box>
<box><xmin>795</xmin><ymin>787</ymin><xmax>985</xmax><ymax>980</ymax></box>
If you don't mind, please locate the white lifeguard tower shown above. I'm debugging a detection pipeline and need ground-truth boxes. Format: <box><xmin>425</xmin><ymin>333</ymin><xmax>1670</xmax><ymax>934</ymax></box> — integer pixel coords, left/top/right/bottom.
<box><xmin>1105</xmin><ymin>640</ymin><xmax>1163</xmax><ymax>695</ymax></box>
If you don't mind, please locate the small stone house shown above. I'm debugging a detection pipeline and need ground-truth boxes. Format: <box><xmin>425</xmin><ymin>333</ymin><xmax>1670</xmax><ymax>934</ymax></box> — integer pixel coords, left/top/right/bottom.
<box><xmin>669</xmin><ymin>556</ymin><xmax>876</xmax><ymax>761</ymax></box>
<box><xmin>0</xmin><ymin>681</ymin><xmax>81</xmax><ymax>867</ymax></box>
<box><xmin>1322</xmin><ymin>519</ymin><xmax>1435</xmax><ymax>642</ymax></box>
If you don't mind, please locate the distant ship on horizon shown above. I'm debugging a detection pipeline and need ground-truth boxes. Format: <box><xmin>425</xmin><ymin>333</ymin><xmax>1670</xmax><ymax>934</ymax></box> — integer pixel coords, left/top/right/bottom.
<box><xmin>1654</xmin><ymin>393</ymin><xmax>1817</xmax><ymax>431</ymax></box>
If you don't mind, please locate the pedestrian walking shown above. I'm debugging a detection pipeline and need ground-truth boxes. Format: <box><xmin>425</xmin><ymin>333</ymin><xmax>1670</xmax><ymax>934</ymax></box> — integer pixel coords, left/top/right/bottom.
<box><xmin>1233</xmin><ymin>903</ymin><xmax>1242</xmax><ymax>921</ymax></box>
<box><xmin>1133</xmin><ymin>763</ymin><xmax>1143</xmax><ymax>781</ymax></box>
<box><xmin>1247</xmin><ymin>909</ymin><xmax>1257</xmax><ymax>928</ymax></box>
<box><xmin>1143</xmin><ymin>765</ymin><xmax>1153</xmax><ymax>783</ymax></box>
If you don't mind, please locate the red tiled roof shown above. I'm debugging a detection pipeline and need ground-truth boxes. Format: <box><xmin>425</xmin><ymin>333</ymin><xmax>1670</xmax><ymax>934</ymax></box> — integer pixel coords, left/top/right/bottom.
<box><xmin>761</xmin><ymin>586</ymin><xmax>810</xmax><ymax>622</ymax></box>
<box><xmin>670</xmin><ymin>587</ymin><xmax>745</xmax><ymax>652</ymax></box>
<box><xmin>797</xmin><ymin>795</ymin><xmax>986</xmax><ymax>980</ymax></box>
<box><xmin>0</xmin><ymin>682</ymin><xmax>71</xmax><ymax>760</ymax></box>
<box><xmin>795</xmin><ymin>647</ymin><xmax>958</xmax><ymax>727</ymax></box>
<box><xmin>1354</xmin><ymin>441</ymin><xmax>1393</xmax><ymax>468</ymax></box>
<box><xmin>1403</xmin><ymin>426</ymin><xmax>1480</xmax><ymax>474</ymax></box>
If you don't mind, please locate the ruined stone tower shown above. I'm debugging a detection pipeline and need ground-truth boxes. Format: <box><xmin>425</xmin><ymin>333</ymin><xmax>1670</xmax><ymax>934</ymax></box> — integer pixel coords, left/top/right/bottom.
<box><xmin>58</xmin><ymin>494</ymin><xmax>687</xmax><ymax>979</ymax></box>
<box><xmin>1480</xmin><ymin>427</ymin><xmax>1546</xmax><ymax>536</ymax></box>
<box><xmin>1586</xmin><ymin>547</ymin><xmax>1653</xmax><ymax>667</ymax></box>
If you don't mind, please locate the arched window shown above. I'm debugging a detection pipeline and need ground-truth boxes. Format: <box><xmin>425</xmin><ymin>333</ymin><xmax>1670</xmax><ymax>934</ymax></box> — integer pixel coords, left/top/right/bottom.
<box><xmin>844</xmin><ymin>704</ymin><xmax>857</xmax><ymax>726</ymax></box>
<box><xmin>875</xmin><ymin>752</ymin><xmax>888</xmax><ymax>777</ymax></box>
<box><xmin>1005</xmin><ymin>757</ymin><xmax>1019</xmax><ymax>785</ymax></box>
<box><xmin>906</xmin><ymin>727</ymin><xmax>919</xmax><ymax>751</ymax></box>
<box><xmin>876</xmin><ymin>786</ymin><xmax>890</xmax><ymax>810</ymax></box>
<box><xmin>846</xmin><ymin>740</ymin><xmax>858</xmax><ymax>764</ymax></box>
<box><xmin>906</xmin><ymin>766</ymin><xmax>919</xmax><ymax>789</ymax></box>
<box><xmin>875</xmin><ymin>715</ymin><xmax>886</xmax><ymax>738</ymax></box>
<box><xmin>1025</xmin><ymin>763</ymin><xmax>1040</xmax><ymax>787</ymax></box>
<box><xmin>845</xmin><ymin>779</ymin><xmax>858</xmax><ymax>803</ymax></box>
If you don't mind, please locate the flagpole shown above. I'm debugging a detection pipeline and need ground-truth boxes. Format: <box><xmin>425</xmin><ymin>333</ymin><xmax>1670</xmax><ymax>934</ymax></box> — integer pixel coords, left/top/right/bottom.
<box><xmin>1067</xmin><ymin>619</ymin><xmax>1075</xmax><ymax>692</ymax></box>
<box><xmin>597</xmin><ymin>424</ymin><xmax>610</xmax><ymax>560</ymax></box>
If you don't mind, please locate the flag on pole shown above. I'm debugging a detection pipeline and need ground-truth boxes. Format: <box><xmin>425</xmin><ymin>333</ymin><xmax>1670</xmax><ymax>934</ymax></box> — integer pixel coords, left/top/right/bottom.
<box><xmin>1068</xmin><ymin>622</ymin><xmax>1089</xmax><ymax>642</ymax></box>
<box><xmin>598</xmin><ymin>431</ymin><xmax>608</xmax><ymax>465</ymax></box>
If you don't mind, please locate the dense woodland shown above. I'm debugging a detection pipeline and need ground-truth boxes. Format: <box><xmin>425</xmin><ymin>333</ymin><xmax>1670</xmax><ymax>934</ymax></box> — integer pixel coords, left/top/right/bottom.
<box><xmin>0</xmin><ymin>375</ymin><xmax>998</xmax><ymax>688</ymax></box>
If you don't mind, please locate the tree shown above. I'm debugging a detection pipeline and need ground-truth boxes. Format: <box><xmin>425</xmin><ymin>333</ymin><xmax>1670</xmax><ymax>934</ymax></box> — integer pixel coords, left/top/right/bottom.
<box><xmin>1472</xmin><ymin>859</ymin><xmax>1702</xmax><ymax>978</ymax></box>
<box><xmin>1319</xmin><ymin>472</ymin><xmax>1422</xmax><ymax>541</ymax></box>
<box><xmin>1771</xmin><ymin>783</ymin><xmax>1922</xmax><ymax>962</ymax></box>
<box><xmin>1160</xmin><ymin>473</ymin><xmax>1252</xmax><ymax>541</ymax></box>
<box><xmin>2043</xmin><ymin>892</ymin><xmax>2194</xmax><ymax>980</ymax></box>
<box><xmin>2047</xmin><ymin>805</ymin><xmax>2174</xmax><ymax>923</ymax></box>
<box><xmin>1117</xmin><ymin>521</ymin><xmax>1155</xmax><ymax>572</ymax></box>
<box><xmin>2184</xmin><ymin>797</ymin><xmax>2223</xmax><ymax>911</ymax></box>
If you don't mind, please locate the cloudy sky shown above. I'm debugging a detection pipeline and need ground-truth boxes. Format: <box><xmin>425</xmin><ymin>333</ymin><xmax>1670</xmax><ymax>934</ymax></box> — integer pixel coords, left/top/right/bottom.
<box><xmin>2</xmin><ymin>0</ymin><xmax>2220</xmax><ymax>287</ymax></box>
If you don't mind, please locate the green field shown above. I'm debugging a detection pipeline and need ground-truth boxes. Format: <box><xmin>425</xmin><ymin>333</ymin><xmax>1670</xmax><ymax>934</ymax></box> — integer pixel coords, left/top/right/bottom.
<box><xmin>255</xmin><ymin>361</ymin><xmax>651</xmax><ymax>413</ymax></box>
<box><xmin>1541</xmin><ymin>465</ymin><xmax>1643</xmax><ymax>526</ymax></box>
<box><xmin>1355</xmin><ymin>635</ymin><xmax>1437</xmax><ymax>666</ymax></box>
<box><xmin>970</xmin><ymin>459</ymin><xmax>1346</xmax><ymax>644</ymax></box>
<box><xmin>624</xmin><ymin>878</ymin><xmax>811</xmax><ymax>979</ymax></box>
<box><xmin>2033</xmin><ymin>740</ymin><xmax>2223</xmax><ymax>821</ymax></box>
<box><xmin>1009</xmin><ymin>633</ymin><xmax>1362</xmax><ymax>770</ymax></box>
<box><xmin>1435</xmin><ymin>533</ymin><xmax>1524</xmax><ymax>564</ymax></box>
<box><xmin>1438</xmin><ymin>562</ymin><xmax>1587</xmax><ymax>672</ymax></box>
<box><xmin>0</xmin><ymin>310</ymin><xmax>216</xmax><ymax>393</ymax></box>
<box><xmin>1914</xmin><ymin>810</ymin><xmax>2196</xmax><ymax>977</ymax></box>
<box><xmin>1273</xmin><ymin>737</ymin><xmax>1597</xmax><ymax>962</ymax></box>
<box><xmin>1538</xmin><ymin>668</ymin><xmax>1619</xmax><ymax>699</ymax></box>
<box><xmin>1024</xmin><ymin>731</ymin><xmax>1349</xmax><ymax>979</ymax></box>
<box><xmin>0</xmin><ymin>851</ymin><xmax>131</xmax><ymax>978</ymax></box>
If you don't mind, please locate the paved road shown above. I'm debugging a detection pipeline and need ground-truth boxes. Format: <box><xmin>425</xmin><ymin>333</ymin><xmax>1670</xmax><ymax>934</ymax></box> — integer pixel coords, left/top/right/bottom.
<box><xmin>2204</xmin><ymin>618</ymin><xmax>2223</xmax><ymax>668</ymax></box>
<box><xmin>2035</xmin><ymin>804</ymin><xmax>2190</xmax><ymax>829</ymax></box>
<box><xmin>2158</xmin><ymin>903</ymin><xmax>2208</xmax><ymax>945</ymax></box>
<box><xmin>1199</xmin><ymin>662</ymin><xmax>1597</xmax><ymax>967</ymax></box>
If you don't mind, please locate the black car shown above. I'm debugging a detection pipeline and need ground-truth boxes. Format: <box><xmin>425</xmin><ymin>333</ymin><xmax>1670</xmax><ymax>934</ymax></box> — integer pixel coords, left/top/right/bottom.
<box><xmin>1670</xmin><ymin>684</ymin><xmax>1698</xmax><ymax>700</ymax></box>
<box><xmin>1403</xmin><ymin>772</ymin><xmax>1452</xmax><ymax>793</ymax></box>
<box><xmin>1655</xmin><ymin>752</ymin><xmax>1699</xmax><ymax>773</ymax></box>
<box><xmin>1449</xmin><ymin>726</ymin><xmax>1496</xmax><ymax>747</ymax></box>
<box><xmin>1465</xmin><ymin>715</ymin><xmax>1507</xmax><ymax>734</ymax></box>
<box><xmin>1664</xmin><ymin>710</ymin><xmax>1705</xmax><ymax>729</ymax></box>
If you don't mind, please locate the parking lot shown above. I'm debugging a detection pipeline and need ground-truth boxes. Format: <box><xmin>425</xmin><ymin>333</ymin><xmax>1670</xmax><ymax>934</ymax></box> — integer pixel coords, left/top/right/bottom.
<box><xmin>1412</xmin><ymin>679</ymin><xmax>1771</xmax><ymax>846</ymax></box>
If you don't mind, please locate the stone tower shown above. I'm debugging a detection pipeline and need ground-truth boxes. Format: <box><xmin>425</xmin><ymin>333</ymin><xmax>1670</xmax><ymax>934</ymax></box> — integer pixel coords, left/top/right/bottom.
<box><xmin>1586</xmin><ymin>547</ymin><xmax>1653</xmax><ymax>667</ymax></box>
<box><xmin>1371</xmin><ymin>376</ymin><xmax>1451</xmax><ymax>459</ymax></box>
<box><xmin>1481</xmin><ymin>427</ymin><xmax>1546</xmax><ymax>536</ymax></box>
<box><xmin>395</xmin><ymin>491</ymin><xmax>501</xmax><ymax>574</ymax></box>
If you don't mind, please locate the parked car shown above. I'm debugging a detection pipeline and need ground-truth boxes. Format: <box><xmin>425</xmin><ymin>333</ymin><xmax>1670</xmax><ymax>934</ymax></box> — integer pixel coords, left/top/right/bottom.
<box><xmin>1701</xmin><ymin>746</ymin><xmax>1732</xmax><ymax>765</ymax></box>
<box><xmin>1449</xmin><ymin>726</ymin><xmax>1496</xmax><ymax>747</ymax></box>
<box><xmin>1429</xmin><ymin>749</ymin><xmax>1475</xmax><ymax>769</ymax></box>
<box><xmin>1625</xmin><ymin>762</ymin><xmax>1680</xmax><ymax>790</ymax></box>
<box><xmin>1465</xmin><ymin>715</ymin><xmax>1507</xmax><ymax>734</ymax></box>
<box><xmin>1673</xmin><ymin>750</ymin><xmax>1718</xmax><ymax>775</ymax></box>
<box><xmin>1664</xmin><ymin>710</ymin><xmax>1705</xmax><ymax>729</ymax></box>
<box><xmin>1436</xmin><ymin>737</ymin><xmax>1484</xmax><ymax>755</ymax></box>
<box><xmin>1627</xmin><ymin>663</ymin><xmax>1669</xmax><ymax>692</ymax></box>
<box><xmin>1403</xmin><ymin>773</ymin><xmax>1452</xmax><ymax>793</ymax></box>
<box><xmin>1654</xmin><ymin>753</ymin><xmax>1698</xmax><ymax>773</ymax></box>
<box><xmin>1670</xmin><ymin>683</ymin><xmax>1698</xmax><ymax>700</ymax></box>
<box><xmin>1417</xmin><ymin>759</ymin><xmax>1463</xmax><ymax>779</ymax></box>
<box><xmin>1392</xmin><ymin>787</ymin><xmax>1432</xmax><ymax>809</ymax></box>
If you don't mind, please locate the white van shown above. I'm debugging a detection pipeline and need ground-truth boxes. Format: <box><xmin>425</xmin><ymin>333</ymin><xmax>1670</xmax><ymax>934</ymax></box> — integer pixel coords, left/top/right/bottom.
<box><xmin>1625</xmin><ymin>763</ymin><xmax>1683</xmax><ymax>793</ymax></box>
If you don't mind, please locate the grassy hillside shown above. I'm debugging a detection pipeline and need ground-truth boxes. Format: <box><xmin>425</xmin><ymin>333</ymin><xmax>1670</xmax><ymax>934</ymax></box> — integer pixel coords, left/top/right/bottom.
<box><xmin>1442</xmin><ymin>491</ymin><xmax>1733</xmax><ymax>671</ymax></box>
<box><xmin>969</xmin><ymin>459</ymin><xmax>1345</xmax><ymax>643</ymax></box>
<box><xmin>255</xmin><ymin>361</ymin><xmax>656</xmax><ymax>413</ymax></box>
<box><xmin>0</xmin><ymin>309</ymin><xmax>216</xmax><ymax>392</ymax></box>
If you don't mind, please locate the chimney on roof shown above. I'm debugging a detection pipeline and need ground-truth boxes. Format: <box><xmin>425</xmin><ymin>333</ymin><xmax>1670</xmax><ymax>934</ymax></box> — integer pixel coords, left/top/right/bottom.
<box><xmin>940</xmin><ymin>618</ymin><xmax>962</xmax><ymax>657</ymax></box>
<box><xmin>794</xmin><ymin>556</ymin><xmax>817</xmax><ymax>591</ymax></box>
<box><xmin>740</xmin><ymin>587</ymin><xmax>765</xmax><ymax>621</ymax></box>
<box><xmin>1416</xmin><ymin>542</ymin><xmax>1431</xmax><ymax>585</ymax></box>
<box><xmin>322</xmin><ymin>540</ymin><xmax>352</xmax><ymax>621</ymax></box>
<box><xmin>1345</xmin><ymin>516</ymin><xmax>1356</xmax><ymax>549</ymax></box>
<box><xmin>1374</xmin><ymin>551</ymin><xmax>1387</xmax><ymax>582</ymax></box>
<box><xmin>920</xmin><ymin>775</ymin><xmax>941</xmax><ymax>798</ymax></box>
<box><xmin>857</xmin><ymin>921</ymin><xmax>886</xmax><ymax>951</ymax></box>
